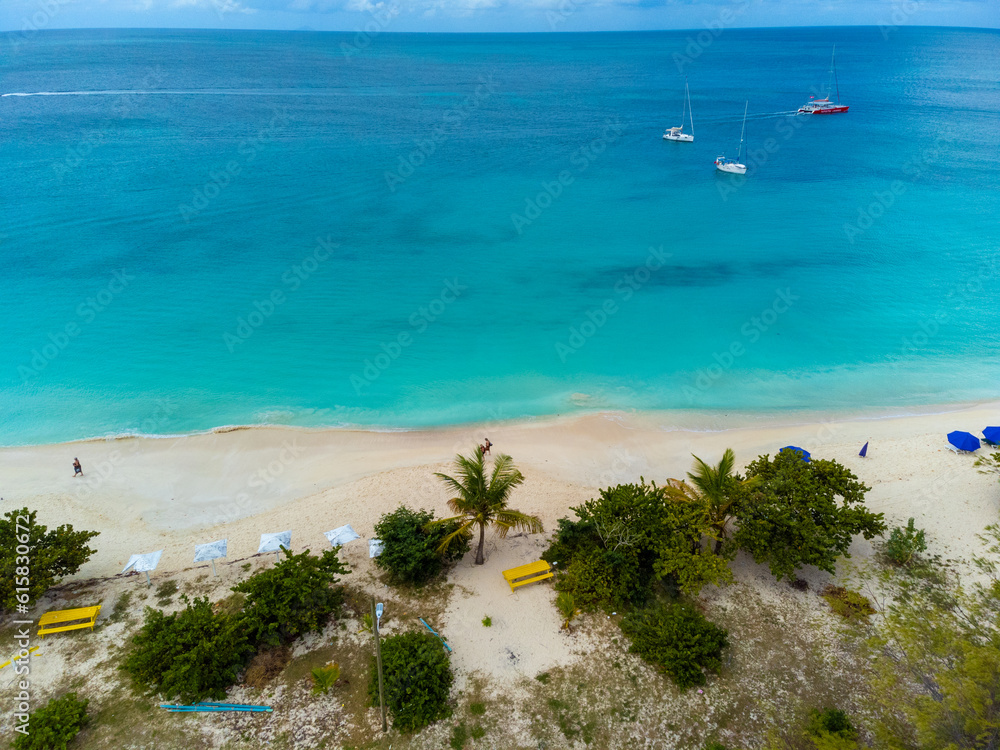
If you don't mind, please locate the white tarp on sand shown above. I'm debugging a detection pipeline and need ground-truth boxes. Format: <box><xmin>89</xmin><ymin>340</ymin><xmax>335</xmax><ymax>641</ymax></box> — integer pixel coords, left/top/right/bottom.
<box><xmin>324</xmin><ymin>525</ymin><xmax>360</xmax><ymax>548</ymax></box>
<box><xmin>194</xmin><ymin>539</ymin><xmax>228</xmax><ymax>562</ymax></box>
<box><xmin>122</xmin><ymin>550</ymin><xmax>163</xmax><ymax>574</ymax></box>
<box><xmin>258</xmin><ymin>531</ymin><xmax>292</xmax><ymax>555</ymax></box>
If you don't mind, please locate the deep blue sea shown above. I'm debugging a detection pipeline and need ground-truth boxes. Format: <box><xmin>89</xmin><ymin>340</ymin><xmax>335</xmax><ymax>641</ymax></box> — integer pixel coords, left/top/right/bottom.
<box><xmin>2</xmin><ymin>26</ymin><xmax>998</xmax><ymax>445</ymax></box>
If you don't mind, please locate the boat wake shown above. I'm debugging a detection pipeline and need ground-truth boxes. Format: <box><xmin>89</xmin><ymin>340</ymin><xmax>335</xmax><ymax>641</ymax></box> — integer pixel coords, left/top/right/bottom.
<box><xmin>1</xmin><ymin>89</ymin><xmax>346</xmax><ymax>98</ymax></box>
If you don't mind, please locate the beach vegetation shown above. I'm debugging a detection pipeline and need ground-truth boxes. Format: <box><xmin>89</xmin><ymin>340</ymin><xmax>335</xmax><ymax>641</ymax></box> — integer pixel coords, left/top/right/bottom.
<box><xmin>975</xmin><ymin>450</ymin><xmax>1000</xmax><ymax>482</ymax></box>
<box><xmin>544</xmin><ymin>480</ymin><xmax>731</xmax><ymax>611</ymax></box>
<box><xmin>683</xmin><ymin>448</ymin><xmax>744</xmax><ymax>553</ymax></box>
<box><xmin>731</xmin><ymin>453</ymin><xmax>886</xmax><ymax>581</ymax></box>
<box><xmin>233</xmin><ymin>547</ymin><xmax>350</xmax><ymax>647</ymax></box>
<box><xmin>12</xmin><ymin>692</ymin><xmax>89</xmax><ymax>750</ymax></box>
<box><xmin>244</xmin><ymin>644</ymin><xmax>292</xmax><ymax>688</ymax></box>
<box><xmin>0</xmin><ymin>507</ymin><xmax>99</xmax><ymax>611</ymax></box>
<box><xmin>372</xmin><ymin>506</ymin><xmax>469</xmax><ymax>585</ymax></box>
<box><xmin>879</xmin><ymin>517</ymin><xmax>928</xmax><ymax>567</ymax></box>
<box><xmin>154</xmin><ymin>579</ymin><xmax>178</xmax><ymax>605</ymax></box>
<box><xmin>370</xmin><ymin>631</ymin><xmax>453</xmax><ymax>732</ymax></box>
<box><xmin>311</xmin><ymin>662</ymin><xmax>341</xmax><ymax>695</ymax></box>
<box><xmin>121</xmin><ymin>595</ymin><xmax>253</xmax><ymax>703</ymax></box>
<box><xmin>865</xmin><ymin>525</ymin><xmax>1000</xmax><ymax>749</ymax></box>
<box><xmin>619</xmin><ymin>601</ymin><xmax>729</xmax><ymax>690</ymax></box>
<box><xmin>430</xmin><ymin>448</ymin><xmax>542</xmax><ymax>565</ymax></box>
<box><xmin>481</xmin><ymin>615</ymin><xmax>491</xmax><ymax>627</ymax></box>
<box><xmin>820</xmin><ymin>585</ymin><xmax>876</xmax><ymax>621</ymax></box>
<box><xmin>556</xmin><ymin>591</ymin><xmax>579</xmax><ymax>631</ymax></box>
<box><xmin>806</xmin><ymin>708</ymin><xmax>856</xmax><ymax>743</ymax></box>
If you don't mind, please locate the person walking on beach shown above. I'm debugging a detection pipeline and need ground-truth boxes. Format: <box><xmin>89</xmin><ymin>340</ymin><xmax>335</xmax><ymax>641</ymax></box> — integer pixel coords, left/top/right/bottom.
<box><xmin>73</xmin><ymin>458</ymin><xmax>83</xmax><ymax>477</ymax></box>
<box><xmin>483</xmin><ymin>438</ymin><xmax>492</xmax><ymax>455</ymax></box>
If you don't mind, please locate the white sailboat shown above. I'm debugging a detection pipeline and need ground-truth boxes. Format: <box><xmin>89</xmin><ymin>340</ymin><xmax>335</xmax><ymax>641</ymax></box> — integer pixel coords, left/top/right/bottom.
<box><xmin>663</xmin><ymin>79</ymin><xmax>694</xmax><ymax>142</ymax></box>
<box><xmin>715</xmin><ymin>101</ymin><xmax>748</xmax><ymax>175</ymax></box>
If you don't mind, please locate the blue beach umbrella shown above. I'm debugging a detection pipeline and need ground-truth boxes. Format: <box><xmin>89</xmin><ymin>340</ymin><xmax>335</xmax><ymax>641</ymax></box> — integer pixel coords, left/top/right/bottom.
<box><xmin>947</xmin><ymin>431</ymin><xmax>981</xmax><ymax>452</ymax></box>
<box><xmin>983</xmin><ymin>427</ymin><xmax>1000</xmax><ymax>445</ymax></box>
<box><xmin>859</xmin><ymin>441</ymin><xmax>869</xmax><ymax>458</ymax></box>
<box><xmin>780</xmin><ymin>446</ymin><xmax>811</xmax><ymax>462</ymax></box>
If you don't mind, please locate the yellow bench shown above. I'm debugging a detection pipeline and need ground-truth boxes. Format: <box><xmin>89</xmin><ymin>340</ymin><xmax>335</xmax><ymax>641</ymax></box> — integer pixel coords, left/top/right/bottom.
<box><xmin>502</xmin><ymin>560</ymin><xmax>553</xmax><ymax>592</ymax></box>
<box><xmin>37</xmin><ymin>605</ymin><xmax>101</xmax><ymax>639</ymax></box>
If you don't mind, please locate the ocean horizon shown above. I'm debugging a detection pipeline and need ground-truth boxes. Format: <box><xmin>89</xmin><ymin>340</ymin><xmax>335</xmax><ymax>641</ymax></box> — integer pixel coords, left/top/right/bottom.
<box><xmin>3</xmin><ymin>25</ymin><xmax>999</xmax><ymax>447</ymax></box>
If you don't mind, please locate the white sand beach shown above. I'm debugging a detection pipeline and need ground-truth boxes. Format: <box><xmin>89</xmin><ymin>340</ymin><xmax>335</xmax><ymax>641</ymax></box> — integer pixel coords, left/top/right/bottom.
<box><xmin>3</xmin><ymin>403</ymin><xmax>998</xmax><ymax>570</ymax></box>
<box><xmin>1</xmin><ymin>402</ymin><xmax>998</xmax><ymax>690</ymax></box>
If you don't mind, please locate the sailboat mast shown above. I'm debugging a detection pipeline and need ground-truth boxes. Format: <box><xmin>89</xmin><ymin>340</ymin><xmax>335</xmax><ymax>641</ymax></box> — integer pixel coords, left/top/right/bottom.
<box><xmin>832</xmin><ymin>44</ymin><xmax>841</xmax><ymax>104</ymax></box>
<box><xmin>737</xmin><ymin>101</ymin><xmax>747</xmax><ymax>162</ymax></box>
<box><xmin>686</xmin><ymin>79</ymin><xmax>694</xmax><ymax>137</ymax></box>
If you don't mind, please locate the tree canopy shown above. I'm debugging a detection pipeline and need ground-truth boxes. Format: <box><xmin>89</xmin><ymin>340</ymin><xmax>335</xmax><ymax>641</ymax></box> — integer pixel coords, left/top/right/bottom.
<box><xmin>0</xmin><ymin>507</ymin><xmax>99</xmax><ymax>611</ymax></box>
<box><xmin>732</xmin><ymin>452</ymin><xmax>885</xmax><ymax>581</ymax></box>
<box><xmin>544</xmin><ymin>479</ymin><xmax>731</xmax><ymax>610</ymax></box>
<box><xmin>431</xmin><ymin>449</ymin><xmax>542</xmax><ymax>565</ymax></box>
<box><xmin>121</xmin><ymin>596</ymin><xmax>253</xmax><ymax>703</ymax></box>
<box><xmin>373</xmin><ymin>506</ymin><xmax>468</xmax><ymax>585</ymax></box>
<box><xmin>233</xmin><ymin>547</ymin><xmax>350</xmax><ymax>646</ymax></box>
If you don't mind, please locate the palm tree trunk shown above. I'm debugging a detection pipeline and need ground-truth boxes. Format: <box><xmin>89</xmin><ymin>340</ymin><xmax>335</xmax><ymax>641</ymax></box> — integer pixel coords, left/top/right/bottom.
<box><xmin>475</xmin><ymin>523</ymin><xmax>485</xmax><ymax>565</ymax></box>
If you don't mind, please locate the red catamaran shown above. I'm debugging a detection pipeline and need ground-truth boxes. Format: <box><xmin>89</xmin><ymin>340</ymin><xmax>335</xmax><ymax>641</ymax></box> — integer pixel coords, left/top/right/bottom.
<box><xmin>797</xmin><ymin>45</ymin><xmax>849</xmax><ymax>115</ymax></box>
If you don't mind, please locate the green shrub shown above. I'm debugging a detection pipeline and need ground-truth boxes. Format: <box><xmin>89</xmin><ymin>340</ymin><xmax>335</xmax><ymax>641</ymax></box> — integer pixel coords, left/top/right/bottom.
<box><xmin>620</xmin><ymin>602</ymin><xmax>729</xmax><ymax>690</ymax></box>
<box><xmin>155</xmin><ymin>579</ymin><xmax>178</xmax><ymax>605</ymax></box>
<box><xmin>469</xmin><ymin>701</ymin><xmax>486</xmax><ymax>715</ymax></box>
<box><xmin>370</xmin><ymin>631</ymin><xmax>453</xmax><ymax>732</ymax></box>
<box><xmin>880</xmin><ymin>518</ymin><xmax>927</xmax><ymax>567</ymax></box>
<box><xmin>481</xmin><ymin>616</ymin><xmax>491</xmax><ymax>627</ymax></box>
<box><xmin>233</xmin><ymin>547</ymin><xmax>350</xmax><ymax>646</ymax></box>
<box><xmin>311</xmin><ymin>662</ymin><xmax>340</xmax><ymax>695</ymax></box>
<box><xmin>449</xmin><ymin>721</ymin><xmax>469</xmax><ymax>749</ymax></box>
<box><xmin>121</xmin><ymin>596</ymin><xmax>253</xmax><ymax>703</ymax></box>
<box><xmin>806</xmin><ymin>707</ymin><xmax>856</xmax><ymax>739</ymax></box>
<box><xmin>821</xmin><ymin>586</ymin><xmax>876</xmax><ymax>621</ymax></box>
<box><xmin>544</xmin><ymin>481</ymin><xmax>730</xmax><ymax>612</ymax></box>
<box><xmin>556</xmin><ymin>591</ymin><xmax>579</xmax><ymax>631</ymax></box>
<box><xmin>548</xmin><ymin>525</ymin><xmax>655</xmax><ymax>611</ymax></box>
<box><xmin>373</xmin><ymin>507</ymin><xmax>468</xmax><ymax>585</ymax></box>
<box><xmin>471</xmin><ymin>724</ymin><xmax>486</xmax><ymax>739</ymax></box>
<box><xmin>12</xmin><ymin>693</ymin><xmax>88</xmax><ymax>750</ymax></box>
<box><xmin>0</xmin><ymin>508</ymin><xmax>99</xmax><ymax>611</ymax></box>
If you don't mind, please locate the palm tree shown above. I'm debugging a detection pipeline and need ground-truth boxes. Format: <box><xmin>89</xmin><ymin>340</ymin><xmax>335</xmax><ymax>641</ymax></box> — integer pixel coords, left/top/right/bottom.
<box><xmin>429</xmin><ymin>448</ymin><xmax>543</xmax><ymax>565</ymax></box>
<box><xmin>682</xmin><ymin>448</ymin><xmax>740</xmax><ymax>554</ymax></box>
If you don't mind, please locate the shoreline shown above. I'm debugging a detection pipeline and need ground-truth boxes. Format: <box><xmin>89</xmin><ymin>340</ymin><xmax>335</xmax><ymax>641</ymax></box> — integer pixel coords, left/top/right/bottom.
<box><xmin>6</xmin><ymin>397</ymin><xmax>999</xmax><ymax>450</ymax></box>
<box><xmin>1</xmin><ymin>399</ymin><xmax>997</xmax><ymax>587</ymax></box>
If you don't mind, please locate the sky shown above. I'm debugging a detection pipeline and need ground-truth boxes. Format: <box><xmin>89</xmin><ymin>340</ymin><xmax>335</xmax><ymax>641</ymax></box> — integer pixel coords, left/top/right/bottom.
<box><xmin>0</xmin><ymin>0</ymin><xmax>997</xmax><ymax>36</ymax></box>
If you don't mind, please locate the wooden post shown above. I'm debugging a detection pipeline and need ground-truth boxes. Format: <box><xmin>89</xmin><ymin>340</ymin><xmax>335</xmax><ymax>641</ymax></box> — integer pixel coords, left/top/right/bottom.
<box><xmin>372</xmin><ymin>599</ymin><xmax>387</xmax><ymax>732</ymax></box>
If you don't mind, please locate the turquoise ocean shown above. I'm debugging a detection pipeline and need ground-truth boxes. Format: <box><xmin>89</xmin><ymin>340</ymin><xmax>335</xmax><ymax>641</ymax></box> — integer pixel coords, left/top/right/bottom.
<box><xmin>1</xmin><ymin>26</ymin><xmax>998</xmax><ymax>446</ymax></box>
